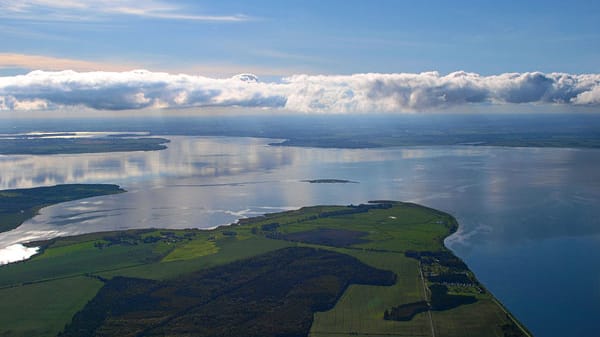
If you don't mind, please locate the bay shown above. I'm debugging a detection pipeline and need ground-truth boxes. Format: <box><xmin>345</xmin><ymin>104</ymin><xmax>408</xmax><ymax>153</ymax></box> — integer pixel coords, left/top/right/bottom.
<box><xmin>0</xmin><ymin>135</ymin><xmax>599</xmax><ymax>337</ymax></box>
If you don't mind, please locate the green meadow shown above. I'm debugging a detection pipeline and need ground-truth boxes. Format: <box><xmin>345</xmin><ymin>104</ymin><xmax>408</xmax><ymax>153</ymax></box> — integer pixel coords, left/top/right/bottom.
<box><xmin>0</xmin><ymin>186</ymin><xmax>529</xmax><ymax>337</ymax></box>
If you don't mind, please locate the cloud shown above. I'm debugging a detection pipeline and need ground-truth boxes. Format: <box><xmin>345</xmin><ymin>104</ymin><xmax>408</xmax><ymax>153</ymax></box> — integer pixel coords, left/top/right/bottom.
<box><xmin>572</xmin><ymin>85</ymin><xmax>600</xmax><ymax>105</ymax></box>
<box><xmin>0</xmin><ymin>69</ymin><xmax>599</xmax><ymax>113</ymax></box>
<box><xmin>0</xmin><ymin>1</ymin><xmax>250</xmax><ymax>22</ymax></box>
<box><xmin>0</xmin><ymin>69</ymin><xmax>286</xmax><ymax>111</ymax></box>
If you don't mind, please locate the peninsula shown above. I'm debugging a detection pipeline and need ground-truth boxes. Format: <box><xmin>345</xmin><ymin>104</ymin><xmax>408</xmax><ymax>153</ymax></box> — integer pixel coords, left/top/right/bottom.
<box><xmin>0</xmin><ymin>187</ymin><xmax>530</xmax><ymax>337</ymax></box>
<box><xmin>0</xmin><ymin>184</ymin><xmax>125</xmax><ymax>234</ymax></box>
<box><xmin>0</xmin><ymin>137</ymin><xmax>169</xmax><ymax>155</ymax></box>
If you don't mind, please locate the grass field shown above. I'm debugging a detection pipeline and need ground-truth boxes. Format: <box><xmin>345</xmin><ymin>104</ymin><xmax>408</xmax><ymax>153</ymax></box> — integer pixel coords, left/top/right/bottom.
<box><xmin>310</xmin><ymin>250</ymin><xmax>432</xmax><ymax>337</ymax></box>
<box><xmin>0</xmin><ymin>200</ymin><xmax>529</xmax><ymax>337</ymax></box>
<box><xmin>0</xmin><ymin>276</ymin><xmax>103</xmax><ymax>337</ymax></box>
<box><xmin>97</xmin><ymin>236</ymin><xmax>293</xmax><ymax>280</ymax></box>
<box><xmin>161</xmin><ymin>237</ymin><xmax>219</xmax><ymax>262</ymax></box>
<box><xmin>59</xmin><ymin>247</ymin><xmax>396</xmax><ymax>337</ymax></box>
<box><xmin>0</xmin><ymin>239</ymin><xmax>162</xmax><ymax>288</ymax></box>
<box><xmin>274</xmin><ymin>204</ymin><xmax>453</xmax><ymax>252</ymax></box>
<box><xmin>309</xmin><ymin>248</ymin><xmax>520</xmax><ymax>337</ymax></box>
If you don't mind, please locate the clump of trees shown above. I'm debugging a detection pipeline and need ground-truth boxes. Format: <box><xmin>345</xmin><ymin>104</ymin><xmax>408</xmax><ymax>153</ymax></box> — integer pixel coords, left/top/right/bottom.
<box><xmin>318</xmin><ymin>203</ymin><xmax>392</xmax><ymax>218</ymax></box>
<box><xmin>384</xmin><ymin>284</ymin><xmax>477</xmax><ymax>322</ymax></box>
<box><xmin>384</xmin><ymin>301</ymin><xmax>430</xmax><ymax>321</ymax></box>
<box><xmin>260</xmin><ymin>222</ymin><xmax>280</xmax><ymax>231</ymax></box>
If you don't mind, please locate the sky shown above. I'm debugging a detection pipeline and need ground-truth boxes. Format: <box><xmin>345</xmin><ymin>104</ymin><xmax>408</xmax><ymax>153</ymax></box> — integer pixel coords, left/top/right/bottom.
<box><xmin>0</xmin><ymin>0</ymin><xmax>599</xmax><ymax>114</ymax></box>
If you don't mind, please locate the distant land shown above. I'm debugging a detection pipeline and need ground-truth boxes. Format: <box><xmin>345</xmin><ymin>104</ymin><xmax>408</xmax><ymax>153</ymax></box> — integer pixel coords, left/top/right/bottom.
<box><xmin>0</xmin><ymin>186</ymin><xmax>530</xmax><ymax>337</ymax></box>
<box><xmin>302</xmin><ymin>179</ymin><xmax>357</xmax><ymax>184</ymax></box>
<box><xmin>1</xmin><ymin>114</ymin><xmax>598</xmax><ymax>150</ymax></box>
<box><xmin>270</xmin><ymin>136</ymin><xmax>600</xmax><ymax>149</ymax></box>
<box><xmin>0</xmin><ymin>137</ymin><xmax>169</xmax><ymax>155</ymax></box>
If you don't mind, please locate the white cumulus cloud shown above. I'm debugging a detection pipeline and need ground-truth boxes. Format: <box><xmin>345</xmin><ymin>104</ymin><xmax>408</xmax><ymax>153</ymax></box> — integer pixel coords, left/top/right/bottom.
<box><xmin>0</xmin><ymin>69</ymin><xmax>599</xmax><ymax>113</ymax></box>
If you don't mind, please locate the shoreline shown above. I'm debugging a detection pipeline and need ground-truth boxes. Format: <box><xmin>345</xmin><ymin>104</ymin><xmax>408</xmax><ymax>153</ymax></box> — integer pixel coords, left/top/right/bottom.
<box><xmin>0</xmin><ymin>200</ymin><xmax>531</xmax><ymax>336</ymax></box>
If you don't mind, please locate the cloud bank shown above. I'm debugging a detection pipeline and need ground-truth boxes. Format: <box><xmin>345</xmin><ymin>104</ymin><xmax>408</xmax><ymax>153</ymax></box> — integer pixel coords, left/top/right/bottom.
<box><xmin>1</xmin><ymin>69</ymin><xmax>599</xmax><ymax>113</ymax></box>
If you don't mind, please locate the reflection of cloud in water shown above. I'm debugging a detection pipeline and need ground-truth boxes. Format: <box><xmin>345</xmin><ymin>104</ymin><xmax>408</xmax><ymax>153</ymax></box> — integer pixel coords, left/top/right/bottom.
<box><xmin>454</xmin><ymin>183</ymin><xmax>480</xmax><ymax>193</ymax></box>
<box><xmin>0</xmin><ymin>244</ymin><xmax>39</xmax><ymax>265</ymax></box>
<box><xmin>0</xmin><ymin>228</ymin><xmax>74</xmax><ymax>264</ymax></box>
<box><xmin>0</xmin><ymin>138</ymin><xmax>599</xmax><ymax>266</ymax></box>
<box><xmin>79</xmin><ymin>200</ymin><xmax>105</xmax><ymax>205</ymax></box>
<box><xmin>48</xmin><ymin>214</ymin><xmax>123</xmax><ymax>226</ymax></box>
<box><xmin>167</xmin><ymin>181</ymin><xmax>277</xmax><ymax>188</ymax></box>
<box><xmin>0</xmin><ymin>137</ymin><xmax>297</xmax><ymax>189</ymax></box>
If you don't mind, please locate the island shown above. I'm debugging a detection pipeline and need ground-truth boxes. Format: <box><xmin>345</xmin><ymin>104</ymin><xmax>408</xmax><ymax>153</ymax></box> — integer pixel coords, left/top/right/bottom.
<box><xmin>0</xmin><ymin>193</ymin><xmax>531</xmax><ymax>337</ymax></box>
<box><xmin>0</xmin><ymin>137</ymin><xmax>169</xmax><ymax>155</ymax></box>
<box><xmin>302</xmin><ymin>179</ymin><xmax>357</xmax><ymax>184</ymax></box>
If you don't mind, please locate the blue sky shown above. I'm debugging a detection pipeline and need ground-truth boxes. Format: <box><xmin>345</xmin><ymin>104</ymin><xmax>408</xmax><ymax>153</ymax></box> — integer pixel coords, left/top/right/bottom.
<box><xmin>1</xmin><ymin>0</ymin><xmax>599</xmax><ymax>76</ymax></box>
<box><xmin>0</xmin><ymin>1</ymin><xmax>599</xmax><ymax>114</ymax></box>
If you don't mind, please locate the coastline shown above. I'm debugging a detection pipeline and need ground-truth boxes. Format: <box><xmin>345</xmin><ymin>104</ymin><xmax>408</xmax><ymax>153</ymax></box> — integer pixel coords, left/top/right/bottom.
<box><xmin>0</xmin><ymin>199</ymin><xmax>531</xmax><ymax>336</ymax></box>
<box><xmin>0</xmin><ymin>184</ymin><xmax>126</xmax><ymax>265</ymax></box>
<box><xmin>438</xmin><ymin>208</ymin><xmax>534</xmax><ymax>337</ymax></box>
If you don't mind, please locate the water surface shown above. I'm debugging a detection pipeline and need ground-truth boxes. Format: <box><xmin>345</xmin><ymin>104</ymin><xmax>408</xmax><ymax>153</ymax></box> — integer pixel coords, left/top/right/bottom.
<box><xmin>0</xmin><ymin>136</ymin><xmax>599</xmax><ymax>337</ymax></box>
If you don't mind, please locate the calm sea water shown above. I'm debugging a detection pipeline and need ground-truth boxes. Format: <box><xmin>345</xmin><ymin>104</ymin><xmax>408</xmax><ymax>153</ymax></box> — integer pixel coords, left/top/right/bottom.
<box><xmin>0</xmin><ymin>136</ymin><xmax>599</xmax><ymax>337</ymax></box>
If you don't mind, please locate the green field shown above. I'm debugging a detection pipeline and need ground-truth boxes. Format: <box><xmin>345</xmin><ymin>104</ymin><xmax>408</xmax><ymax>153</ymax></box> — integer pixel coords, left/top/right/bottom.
<box><xmin>311</xmin><ymin>250</ymin><xmax>430</xmax><ymax>337</ymax></box>
<box><xmin>0</xmin><ymin>200</ymin><xmax>531</xmax><ymax>337</ymax></box>
<box><xmin>0</xmin><ymin>277</ymin><xmax>103</xmax><ymax>337</ymax></box>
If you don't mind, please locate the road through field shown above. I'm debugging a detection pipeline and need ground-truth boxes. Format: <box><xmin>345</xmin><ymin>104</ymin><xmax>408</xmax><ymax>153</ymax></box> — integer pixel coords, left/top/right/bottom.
<box><xmin>418</xmin><ymin>262</ymin><xmax>436</xmax><ymax>337</ymax></box>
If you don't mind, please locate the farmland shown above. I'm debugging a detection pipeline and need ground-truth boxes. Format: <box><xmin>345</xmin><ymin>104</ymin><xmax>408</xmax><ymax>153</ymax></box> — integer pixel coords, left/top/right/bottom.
<box><xmin>0</xmin><ymin>191</ymin><xmax>530</xmax><ymax>337</ymax></box>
